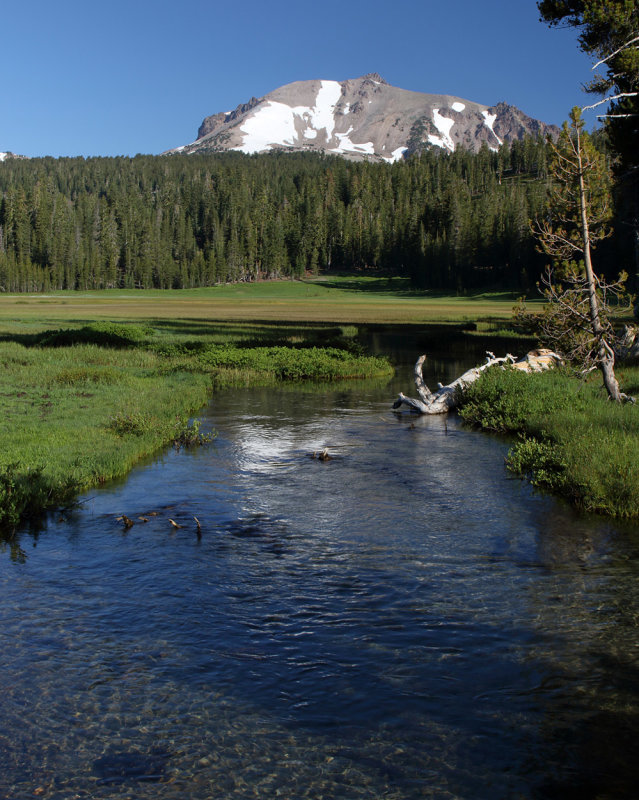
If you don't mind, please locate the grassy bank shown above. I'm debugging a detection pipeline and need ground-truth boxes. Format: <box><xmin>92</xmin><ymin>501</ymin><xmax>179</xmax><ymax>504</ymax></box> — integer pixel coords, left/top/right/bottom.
<box><xmin>459</xmin><ymin>366</ymin><xmax>639</xmax><ymax>517</ymax></box>
<box><xmin>0</xmin><ymin>319</ymin><xmax>392</xmax><ymax>531</ymax></box>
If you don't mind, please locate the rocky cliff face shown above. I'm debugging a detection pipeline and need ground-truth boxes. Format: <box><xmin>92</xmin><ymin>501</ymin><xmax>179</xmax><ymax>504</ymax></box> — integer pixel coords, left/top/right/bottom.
<box><xmin>166</xmin><ymin>74</ymin><xmax>559</xmax><ymax>161</ymax></box>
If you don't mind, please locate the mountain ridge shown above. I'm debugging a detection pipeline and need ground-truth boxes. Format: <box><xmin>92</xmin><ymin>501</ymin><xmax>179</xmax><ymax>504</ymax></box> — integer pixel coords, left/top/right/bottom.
<box><xmin>167</xmin><ymin>73</ymin><xmax>560</xmax><ymax>161</ymax></box>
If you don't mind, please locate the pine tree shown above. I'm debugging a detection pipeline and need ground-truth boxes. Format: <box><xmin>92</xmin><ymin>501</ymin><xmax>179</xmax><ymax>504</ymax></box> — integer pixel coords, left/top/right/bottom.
<box><xmin>534</xmin><ymin>107</ymin><xmax>631</xmax><ymax>402</ymax></box>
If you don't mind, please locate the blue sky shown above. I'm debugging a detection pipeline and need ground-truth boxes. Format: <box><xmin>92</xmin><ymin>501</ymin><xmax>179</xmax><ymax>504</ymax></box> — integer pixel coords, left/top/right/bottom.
<box><xmin>3</xmin><ymin>0</ymin><xmax>595</xmax><ymax>158</ymax></box>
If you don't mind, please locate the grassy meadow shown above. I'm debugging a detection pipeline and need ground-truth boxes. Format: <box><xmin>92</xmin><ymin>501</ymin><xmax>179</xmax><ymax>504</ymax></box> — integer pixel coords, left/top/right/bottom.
<box><xmin>0</xmin><ymin>277</ymin><xmax>529</xmax><ymax>531</ymax></box>
<box><xmin>0</xmin><ymin>276</ymin><xmax>533</xmax><ymax>326</ymax></box>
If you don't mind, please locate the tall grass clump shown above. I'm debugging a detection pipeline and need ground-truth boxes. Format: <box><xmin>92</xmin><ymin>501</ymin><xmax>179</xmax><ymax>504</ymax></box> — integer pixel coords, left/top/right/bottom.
<box><xmin>197</xmin><ymin>345</ymin><xmax>391</xmax><ymax>381</ymax></box>
<box><xmin>153</xmin><ymin>342</ymin><xmax>392</xmax><ymax>385</ymax></box>
<box><xmin>38</xmin><ymin>322</ymin><xmax>155</xmax><ymax>348</ymax></box>
<box><xmin>0</xmin><ymin>464</ymin><xmax>77</xmax><ymax>530</ymax></box>
<box><xmin>460</xmin><ymin>365</ymin><xmax>639</xmax><ymax>517</ymax></box>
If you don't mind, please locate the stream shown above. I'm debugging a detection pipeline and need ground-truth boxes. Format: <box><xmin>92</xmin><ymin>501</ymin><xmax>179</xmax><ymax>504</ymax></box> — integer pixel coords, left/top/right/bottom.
<box><xmin>2</xmin><ymin>328</ymin><xmax>639</xmax><ymax>799</ymax></box>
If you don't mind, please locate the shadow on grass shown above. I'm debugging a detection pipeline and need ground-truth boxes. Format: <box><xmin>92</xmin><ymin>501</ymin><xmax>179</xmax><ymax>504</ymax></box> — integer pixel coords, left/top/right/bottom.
<box><xmin>311</xmin><ymin>276</ymin><xmax>526</xmax><ymax>302</ymax></box>
<box><xmin>0</xmin><ymin>317</ymin><xmax>523</xmax><ymax>356</ymax></box>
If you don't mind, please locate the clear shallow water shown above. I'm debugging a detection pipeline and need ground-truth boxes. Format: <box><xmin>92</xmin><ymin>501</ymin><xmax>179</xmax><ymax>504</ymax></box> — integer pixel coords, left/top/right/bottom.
<box><xmin>2</xmin><ymin>333</ymin><xmax>639</xmax><ymax>799</ymax></box>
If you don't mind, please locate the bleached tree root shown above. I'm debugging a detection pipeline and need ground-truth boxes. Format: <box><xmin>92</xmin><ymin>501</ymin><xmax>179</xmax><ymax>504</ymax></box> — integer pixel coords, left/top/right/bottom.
<box><xmin>392</xmin><ymin>350</ymin><xmax>563</xmax><ymax>415</ymax></box>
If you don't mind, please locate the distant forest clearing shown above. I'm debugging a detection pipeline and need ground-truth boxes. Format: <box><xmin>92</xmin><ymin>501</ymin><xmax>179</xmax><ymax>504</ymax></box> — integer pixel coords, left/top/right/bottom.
<box><xmin>0</xmin><ymin>277</ymin><xmax>534</xmax><ymax>326</ymax></box>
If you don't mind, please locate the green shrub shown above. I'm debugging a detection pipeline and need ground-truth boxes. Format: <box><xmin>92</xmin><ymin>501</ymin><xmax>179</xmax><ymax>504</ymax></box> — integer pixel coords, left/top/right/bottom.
<box><xmin>108</xmin><ymin>411</ymin><xmax>156</xmax><ymax>436</ymax></box>
<box><xmin>195</xmin><ymin>344</ymin><xmax>390</xmax><ymax>380</ymax></box>
<box><xmin>172</xmin><ymin>417</ymin><xmax>215</xmax><ymax>449</ymax></box>
<box><xmin>39</xmin><ymin>322</ymin><xmax>155</xmax><ymax>349</ymax></box>
<box><xmin>506</xmin><ymin>436</ymin><xmax>571</xmax><ymax>495</ymax></box>
<box><xmin>0</xmin><ymin>463</ymin><xmax>76</xmax><ymax>530</ymax></box>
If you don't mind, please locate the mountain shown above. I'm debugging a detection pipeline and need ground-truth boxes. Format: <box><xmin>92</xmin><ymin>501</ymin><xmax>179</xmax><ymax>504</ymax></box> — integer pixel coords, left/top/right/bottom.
<box><xmin>166</xmin><ymin>73</ymin><xmax>559</xmax><ymax>162</ymax></box>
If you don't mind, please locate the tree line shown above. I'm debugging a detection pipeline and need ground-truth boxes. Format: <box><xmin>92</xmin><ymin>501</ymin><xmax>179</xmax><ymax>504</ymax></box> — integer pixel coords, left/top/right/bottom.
<box><xmin>0</xmin><ymin>137</ymin><xmax>619</xmax><ymax>293</ymax></box>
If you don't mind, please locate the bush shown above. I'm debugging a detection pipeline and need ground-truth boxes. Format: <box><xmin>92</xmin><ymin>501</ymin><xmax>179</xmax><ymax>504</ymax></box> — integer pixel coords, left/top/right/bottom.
<box><xmin>159</xmin><ymin>343</ymin><xmax>391</xmax><ymax>381</ymax></box>
<box><xmin>459</xmin><ymin>367</ymin><xmax>577</xmax><ymax>433</ymax></box>
<box><xmin>172</xmin><ymin>417</ymin><xmax>215</xmax><ymax>449</ymax></box>
<box><xmin>108</xmin><ymin>411</ymin><xmax>156</xmax><ymax>436</ymax></box>
<box><xmin>506</xmin><ymin>436</ymin><xmax>571</xmax><ymax>495</ymax></box>
<box><xmin>39</xmin><ymin>322</ymin><xmax>155</xmax><ymax>349</ymax></box>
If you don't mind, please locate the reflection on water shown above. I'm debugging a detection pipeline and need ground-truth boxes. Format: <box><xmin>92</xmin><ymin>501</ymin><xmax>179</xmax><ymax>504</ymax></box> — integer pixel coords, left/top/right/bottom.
<box><xmin>1</xmin><ymin>331</ymin><xmax>639</xmax><ymax>798</ymax></box>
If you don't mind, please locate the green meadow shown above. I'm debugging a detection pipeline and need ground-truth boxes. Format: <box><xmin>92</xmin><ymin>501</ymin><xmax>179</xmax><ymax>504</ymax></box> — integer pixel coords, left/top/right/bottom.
<box><xmin>0</xmin><ymin>276</ymin><xmax>533</xmax><ymax>326</ymax></box>
<box><xmin>0</xmin><ymin>277</ymin><xmax>529</xmax><ymax>530</ymax></box>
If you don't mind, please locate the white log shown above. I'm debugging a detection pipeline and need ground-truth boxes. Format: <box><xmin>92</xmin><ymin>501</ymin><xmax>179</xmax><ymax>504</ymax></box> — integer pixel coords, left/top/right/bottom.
<box><xmin>393</xmin><ymin>350</ymin><xmax>562</xmax><ymax>415</ymax></box>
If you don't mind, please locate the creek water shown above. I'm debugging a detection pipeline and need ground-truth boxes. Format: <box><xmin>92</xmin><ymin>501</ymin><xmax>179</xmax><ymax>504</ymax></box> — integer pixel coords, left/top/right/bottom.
<box><xmin>2</xmin><ymin>329</ymin><xmax>639</xmax><ymax>799</ymax></box>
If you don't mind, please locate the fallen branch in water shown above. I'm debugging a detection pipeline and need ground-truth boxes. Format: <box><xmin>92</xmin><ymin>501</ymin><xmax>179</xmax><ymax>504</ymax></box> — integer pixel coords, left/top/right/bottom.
<box><xmin>392</xmin><ymin>350</ymin><xmax>563</xmax><ymax>415</ymax></box>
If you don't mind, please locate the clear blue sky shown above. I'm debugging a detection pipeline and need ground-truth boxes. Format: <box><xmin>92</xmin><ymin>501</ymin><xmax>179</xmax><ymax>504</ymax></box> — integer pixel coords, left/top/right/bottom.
<box><xmin>2</xmin><ymin>0</ymin><xmax>596</xmax><ymax>158</ymax></box>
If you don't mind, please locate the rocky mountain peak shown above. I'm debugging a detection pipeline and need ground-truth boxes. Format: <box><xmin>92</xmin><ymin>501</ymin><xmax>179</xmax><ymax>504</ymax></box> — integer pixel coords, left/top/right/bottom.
<box><xmin>167</xmin><ymin>75</ymin><xmax>559</xmax><ymax>162</ymax></box>
<box><xmin>361</xmin><ymin>72</ymin><xmax>387</xmax><ymax>84</ymax></box>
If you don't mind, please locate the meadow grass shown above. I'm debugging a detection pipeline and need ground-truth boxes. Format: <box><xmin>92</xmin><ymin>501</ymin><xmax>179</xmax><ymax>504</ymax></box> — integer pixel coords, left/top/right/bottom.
<box><xmin>459</xmin><ymin>365</ymin><xmax>639</xmax><ymax>517</ymax></box>
<box><xmin>0</xmin><ymin>277</ymin><xmax>536</xmax><ymax>326</ymax></box>
<box><xmin>0</xmin><ymin>340</ymin><xmax>213</xmax><ymax>528</ymax></box>
<box><xmin>0</xmin><ymin>317</ymin><xmax>393</xmax><ymax>530</ymax></box>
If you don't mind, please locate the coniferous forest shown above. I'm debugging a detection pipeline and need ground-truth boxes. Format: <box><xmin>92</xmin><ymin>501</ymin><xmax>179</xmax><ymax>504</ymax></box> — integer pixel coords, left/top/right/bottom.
<box><xmin>0</xmin><ymin>137</ymin><xmax>627</xmax><ymax>294</ymax></box>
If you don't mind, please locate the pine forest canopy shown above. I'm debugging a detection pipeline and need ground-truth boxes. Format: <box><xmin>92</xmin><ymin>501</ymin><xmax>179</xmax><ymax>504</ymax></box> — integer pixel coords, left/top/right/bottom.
<box><xmin>0</xmin><ymin>141</ymin><xmax>628</xmax><ymax>294</ymax></box>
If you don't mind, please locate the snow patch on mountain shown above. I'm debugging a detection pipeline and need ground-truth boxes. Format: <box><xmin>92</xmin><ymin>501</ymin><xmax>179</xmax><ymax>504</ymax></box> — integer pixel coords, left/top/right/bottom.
<box><xmin>482</xmin><ymin>110</ymin><xmax>503</xmax><ymax>145</ymax></box>
<box><xmin>334</xmin><ymin>126</ymin><xmax>355</xmax><ymax>148</ymax></box>
<box><xmin>236</xmin><ymin>80</ymin><xmax>342</xmax><ymax>154</ymax></box>
<box><xmin>312</xmin><ymin>80</ymin><xmax>341</xmax><ymax>138</ymax></box>
<box><xmin>451</xmin><ymin>102</ymin><xmax>465</xmax><ymax>112</ymax></box>
<box><xmin>383</xmin><ymin>146</ymin><xmax>408</xmax><ymax>163</ymax></box>
<box><xmin>330</xmin><ymin>127</ymin><xmax>374</xmax><ymax>156</ymax></box>
<box><xmin>237</xmin><ymin>102</ymin><xmax>299</xmax><ymax>152</ymax></box>
<box><xmin>428</xmin><ymin>109</ymin><xmax>455</xmax><ymax>151</ymax></box>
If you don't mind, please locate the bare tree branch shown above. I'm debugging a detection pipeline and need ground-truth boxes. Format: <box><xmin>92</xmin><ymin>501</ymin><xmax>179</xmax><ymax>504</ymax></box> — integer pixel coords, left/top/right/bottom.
<box><xmin>591</xmin><ymin>35</ymin><xmax>639</xmax><ymax>70</ymax></box>
<box><xmin>582</xmin><ymin>91</ymin><xmax>639</xmax><ymax>111</ymax></box>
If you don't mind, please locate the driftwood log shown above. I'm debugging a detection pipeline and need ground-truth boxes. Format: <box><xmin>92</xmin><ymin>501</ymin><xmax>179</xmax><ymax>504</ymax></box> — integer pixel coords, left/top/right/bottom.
<box><xmin>392</xmin><ymin>349</ymin><xmax>562</xmax><ymax>415</ymax></box>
